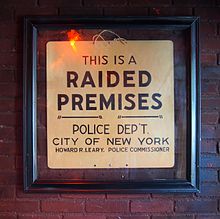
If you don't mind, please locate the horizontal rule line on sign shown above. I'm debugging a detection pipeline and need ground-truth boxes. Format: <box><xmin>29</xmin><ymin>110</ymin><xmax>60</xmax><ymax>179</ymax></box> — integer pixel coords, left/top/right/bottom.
<box><xmin>60</xmin><ymin>115</ymin><xmax>102</xmax><ymax>119</ymax></box>
<box><xmin>120</xmin><ymin>115</ymin><xmax>162</xmax><ymax>119</ymax></box>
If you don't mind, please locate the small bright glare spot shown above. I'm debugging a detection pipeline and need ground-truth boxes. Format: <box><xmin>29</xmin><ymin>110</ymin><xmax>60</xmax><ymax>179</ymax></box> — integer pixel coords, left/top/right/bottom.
<box><xmin>67</xmin><ymin>30</ymin><xmax>80</xmax><ymax>51</ymax></box>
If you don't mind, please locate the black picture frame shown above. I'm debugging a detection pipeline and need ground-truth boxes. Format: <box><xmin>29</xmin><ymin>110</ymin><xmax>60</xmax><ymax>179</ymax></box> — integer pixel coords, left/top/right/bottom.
<box><xmin>23</xmin><ymin>16</ymin><xmax>200</xmax><ymax>193</ymax></box>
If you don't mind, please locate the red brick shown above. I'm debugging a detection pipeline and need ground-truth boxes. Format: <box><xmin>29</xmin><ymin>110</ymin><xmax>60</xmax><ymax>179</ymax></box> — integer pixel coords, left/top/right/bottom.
<box><xmin>0</xmin><ymin>171</ymin><xmax>18</xmax><ymax>185</ymax></box>
<box><xmin>61</xmin><ymin>193</ymin><xmax>105</xmax><ymax>199</ymax></box>
<box><xmin>39</xmin><ymin>0</ymin><xmax>81</xmax><ymax>7</ymax></box>
<box><xmin>0</xmin><ymin>70</ymin><xmax>15</xmax><ymax>82</ymax></box>
<box><xmin>0</xmin><ymin>201</ymin><xmax>39</xmax><ymax>212</ymax></box>
<box><xmin>202</xmin><ymin>112</ymin><xmax>219</xmax><ymax>125</ymax></box>
<box><xmin>0</xmin><ymin>23</ymin><xmax>18</xmax><ymax>38</ymax></box>
<box><xmin>174</xmin><ymin>0</ymin><xmax>215</xmax><ymax>6</ymax></box>
<box><xmin>15</xmin><ymin>156</ymin><xmax>22</xmax><ymax>169</ymax></box>
<box><xmin>150</xmin><ymin>7</ymin><xmax>192</xmax><ymax>16</ymax></box>
<box><xmin>3</xmin><ymin>0</ymin><xmax>36</xmax><ymax>6</ymax></box>
<box><xmin>201</xmin><ymin>169</ymin><xmax>218</xmax><ymax>182</ymax></box>
<box><xmin>201</xmin><ymin>139</ymin><xmax>217</xmax><ymax>153</ymax></box>
<box><xmin>0</xmin><ymin>213</ymin><xmax>16</xmax><ymax>219</ymax></box>
<box><xmin>202</xmin><ymin>125</ymin><xmax>220</xmax><ymax>139</ymax></box>
<box><xmin>15</xmin><ymin>37</ymin><xmax>23</xmax><ymax>53</ymax></box>
<box><xmin>59</xmin><ymin>7</ymin><xmax>103</xmax><ymax>16</ymax></box>
<box><xmin>0</xmin><ymin>156</ymin><xmax>15</xmax><ymax>169</ymax></box>
<box><xmin>41</xmin><ymin>200</ymin><xmax>84</xmax><ymax>212</ymax></box>
<box><xmin>0</xmin><ymin>186</ymin><xmax>15</xmax><ymax>199</ymax></box>
<box><xmin>128</xmin><ymin>0</ymin><xmax>171</xmax><ymax>6</ymax></box>
<box><xmin>107</xmin><ymin>216</ymin><xmax>150</xmax><ymax>219</ymax></box>
<box><xmin>200</xmin><ymin>22</ymin><xmax>217</xmax><ymax>36</ymax></box>
<box><xmin>201</xmin><ymin>54</ymin><xmax>217</xmax><ymax>66</ymax></box>
<box><xmin>201</xmin><ymin>38</ymin><xmax>220</xmax><ymax>52</ymax></box>
<box><xmin>202</xmin><ymin>0</ymin><xmax>216</xmax><ymax>6</ymax></box>
<box><xmin>0</xmin><ymin>83</ymin><xmax>19</xmax><ymax>97</ymax></box>
<box><xmin>0</xmin><ymin>39</ymin><xmax>16</xmax><ymax>52</ymax></box>
<box><xmin>63</xmin><ymin>216</ymin><xmax>105</xmax><ymax>219</ymax></box>
<box><xmin>18</xmin><ymin>214</ymin><xmax>61</xmax><ymax>219</ymax></box>
<box><xmin>195</xmin><ymin>8</ymin><xmax>220</xmax><ymax>20</ymax></box>
<box><xmin>86</xmin><ymin>200</ymin><xmax>129</xmax><ymax>213</ymax></box>
<box><xmin>202</xmin><ymin>98</ymin><xmax>220</xmax><ymax>110</ymax></box>
<box><xmin>0</xmin><ymin>141</ymin><xmax>18</xmax><ymax>155</ymax></box>
<box><xmin>0</xmin><ymin>53</ymin><xmax>17</xmax><ymax>67</ymax></box>
<box><xmin>152</xmin><ymin>216</ymin><xmax>193</xmax><ymax>219</ymax></box>
<box><xmin>131</xmin><ymin>200</ymin><xmax>173</xmax><ymax>213</ymax></box>
<box><xmin>15</xmin><ymin>7</ymin><xmax>58</xmax><ymax>17</ymax></box>
<box><xmin>202</xmin><ymin>80</ymin><xmax>218</xmax><ymax>95</ymax></box>
<box><xmin>0</xmin><ymin>99</ymin><xmax>21</xmax><ymax>112</ymax></box>
<box><xmin>0</xmin><ymin>112</ymin><xmax>21</xmax><ymax>127</ymax></box>
<box><xmin>201</xmin><ymin>66</ymin><xmax>220</xmax><ymax>80</ymax></box>
<box><xmin>152</xmin><ymin>193</ymin><xmax>193</xmax><ymax>199</ymax></box>
<box><xmin>104</xmin><ymin>7</ymin><xmax>148</xmax><ymax>16</ymax></box>
<box><xmin>201</xmin><ymin>156</ymin><xmax>220</xmax><ymax>168</ymax></box>
<box><xmin>16</xmin><ymin>126</ymin><xmax>22</xmax><ymax>142</ymax></box>
<box><xmin>84</xmin><ymin>0</ymin><xmax>127</xmax><ymax>7</ymax></box>
<box><xmin>107</xmin><ymin>194</ymin><xmax>150</xmax><ymax>199</ymax></box>
<box><xmin>199</xmin><ymin>183</ymin><xmax>220</xmax><ymax>196</ymax></box>
<box><xmin>175</xmin><ymin>200</ymin><xmax>217</xmax><ymax>213</ymax></box>
<box><xmin>0</xmin><ymin>8</ymin><xmax>14</xmax><ymax>22</ymax></box>
<box><xmin>197</xmin><ymin>216</ymin><xmax>220</xmax><ymax>219</ymax></box>
<box><xmin>0</xmin><ymin>127</ymin><xmax>16</xmax><ymax>141</ymax></box>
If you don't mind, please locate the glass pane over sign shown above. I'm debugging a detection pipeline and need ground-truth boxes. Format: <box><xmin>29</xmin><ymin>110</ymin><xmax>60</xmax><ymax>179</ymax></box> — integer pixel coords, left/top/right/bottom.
<box><xmin>46</xmin><ymin>39</ymin><xmax>175</xmax><ymax>168</ymax></box>
<box><xmin>24</xmin><ymin>16</ymin><xmax>200</xmax><ymax>192</ymax></box>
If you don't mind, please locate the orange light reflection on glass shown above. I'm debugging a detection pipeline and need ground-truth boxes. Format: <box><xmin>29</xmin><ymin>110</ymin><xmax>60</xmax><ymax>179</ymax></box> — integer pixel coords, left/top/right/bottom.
<box><xmin>67</xmin><ymin>30</ymin><xmax>80</xmax><ymax>51</ymax></box>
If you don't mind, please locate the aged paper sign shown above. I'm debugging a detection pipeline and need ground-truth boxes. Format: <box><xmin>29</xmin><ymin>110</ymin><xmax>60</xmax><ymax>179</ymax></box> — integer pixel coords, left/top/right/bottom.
<box><xmin>46</xmin><ymin>40</ymin><xmax>174</xmax><ymax>168</ymax></box>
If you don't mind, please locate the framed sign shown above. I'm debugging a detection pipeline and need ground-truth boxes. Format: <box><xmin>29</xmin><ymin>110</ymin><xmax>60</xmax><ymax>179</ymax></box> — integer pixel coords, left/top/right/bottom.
<box><xmin>23</xmin><ymin>16</ymin><xmax>200</xmax><ymax>193</ymax></box>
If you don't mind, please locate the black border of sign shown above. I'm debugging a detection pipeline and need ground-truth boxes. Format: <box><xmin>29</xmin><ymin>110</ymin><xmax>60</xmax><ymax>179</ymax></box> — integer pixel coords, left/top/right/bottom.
<box><xmin>23</xmin><ymin>16</ymin><xmax>200</xmax><ymax>193</ymax></box>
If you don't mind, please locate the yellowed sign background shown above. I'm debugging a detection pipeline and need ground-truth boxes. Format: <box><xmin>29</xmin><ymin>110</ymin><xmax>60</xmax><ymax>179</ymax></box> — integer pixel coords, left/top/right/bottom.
<box><xmin>47</xmin><ymin>40</ymin><xmax>174</xmax><ymax>168</ymax></box>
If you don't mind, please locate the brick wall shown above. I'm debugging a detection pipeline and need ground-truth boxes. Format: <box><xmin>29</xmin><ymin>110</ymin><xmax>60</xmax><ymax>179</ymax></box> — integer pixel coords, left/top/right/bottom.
<box><xmin>0</xmin><ymin>0</ymin><xmax>219</xmax><ymax>218</ymax></box>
